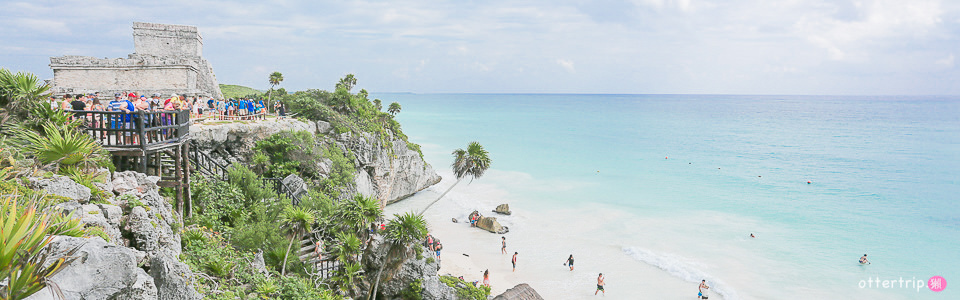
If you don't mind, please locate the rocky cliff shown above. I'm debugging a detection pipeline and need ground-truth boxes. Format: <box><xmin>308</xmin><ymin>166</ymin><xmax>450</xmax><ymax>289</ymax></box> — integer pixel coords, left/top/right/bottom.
<box><xmin>191</xmin><ymin>118</ymin><xmax>441</xmax><ymax>205</ymax></box>
<box><xmin>26</xmin><ymin>171</ymin><xmax>201</xmax><ymax>300</ymax></box>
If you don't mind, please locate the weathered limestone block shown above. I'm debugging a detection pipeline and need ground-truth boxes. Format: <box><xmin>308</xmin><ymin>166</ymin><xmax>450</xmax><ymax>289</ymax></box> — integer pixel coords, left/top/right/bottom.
<box><xmin>112</xmin><ymin>171</ymin><xmax>160</xmax><ymax>196</ymax></box>
<box><xmin>493</xmin><ymin>284</ymin><xmax>544</xmax><ymax>300</ymax></box>
<box><xmin>25</xmin><ymin>236</ymin><xmax>158</xmax><ymax>300</ymax></box>
<box><xmin>28</xmin><ymin>175</ymin><xmax>91</xmax><ymax>203</ymax></box>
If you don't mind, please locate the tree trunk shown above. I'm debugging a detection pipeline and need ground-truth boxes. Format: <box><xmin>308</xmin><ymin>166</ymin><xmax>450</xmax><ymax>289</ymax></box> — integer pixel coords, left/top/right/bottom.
<box><xmin>281</xmin><ymin>235</ymin><xmax>295</xmax><ymax>276</ymax></box>
<box><xmin>267</xmin><ymin>86</ymin><xmax>274</xmax><ymax>114</ymax></box>
<box><xmin>419</xmin><ymin>178</ymin><xmax>462</xmax><ymax>215</ymax></box>
<box><xmin>368</xmin><ymin>244</ymin><xmax>395</xmax><ymax>300</ymax></box>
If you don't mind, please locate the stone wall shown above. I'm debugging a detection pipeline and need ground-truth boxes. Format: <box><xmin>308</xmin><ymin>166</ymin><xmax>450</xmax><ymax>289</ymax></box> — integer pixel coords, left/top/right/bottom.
<box><xmin>133</xmin><ymin>22</ymin><xmax>203</xmax><ymax>57</ymax></box>
<box><xmin>49</xmin><ymin>22</ymin><xmax>223</xmax><ymax>99</ymax></box>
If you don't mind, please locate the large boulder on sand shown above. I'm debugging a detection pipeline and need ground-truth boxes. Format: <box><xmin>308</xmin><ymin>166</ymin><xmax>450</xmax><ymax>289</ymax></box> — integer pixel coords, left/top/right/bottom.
<box><xmin>25</xmin><ymin>236</ymin><xmax>158</xmax><ymax>300</ymax></box>
<box><xmin>493</xmin><ymin>203</ymin><xmax>511</xmax><ymax>215</ymax></box>
<box><xmin>493</xmin><ymin>284</ymin><xmax>544</xmax><ymax>300</ymax></box>
<box><xmin>477</xmin><ymin>217</ymin><xmax>509</xmax><ymax>234</ymax></box>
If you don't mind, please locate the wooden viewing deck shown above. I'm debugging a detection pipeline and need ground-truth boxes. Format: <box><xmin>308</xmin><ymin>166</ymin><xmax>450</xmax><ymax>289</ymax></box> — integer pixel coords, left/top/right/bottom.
<box><xmin>70</xmin><ymin>109</ymin><xmax>193</xmax><ymax>216</ymax></box>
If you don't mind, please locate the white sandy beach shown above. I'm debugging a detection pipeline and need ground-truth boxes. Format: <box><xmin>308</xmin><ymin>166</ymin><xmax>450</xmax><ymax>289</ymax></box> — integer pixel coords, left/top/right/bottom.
<box><xmin>385</xmin><ymin>170</ymin><xmax>725</xmax><ymax>300</ymax></box>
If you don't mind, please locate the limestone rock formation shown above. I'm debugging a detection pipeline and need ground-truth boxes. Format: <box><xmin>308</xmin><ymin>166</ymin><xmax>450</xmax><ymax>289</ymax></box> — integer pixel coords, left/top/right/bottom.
<box><xmin>191</xmin><ymin>118</ymin><xmax>441</xmax><ymax>205</ymax></box>
<box><xmin>421</xmin><ymin>275</ymin><xmax>458</xmax><ymax>300</ymax></box>
<box><xmin>336</xmin><ymin>131</ymin><xmax>441</xmax><ymax>204</ymax></box>
<box><xmin>192</xmin><ymin>118</ymin><xmax>321</xmax><ymax>162</ymax></box>
<box><xmin>28</xmin><ymin>175</ymin><xmax>91</xmax><ymax>203</ymax></box>
<box><xmin>25</xmin><ymin>236</ymin><xmax>158</xmax><ymax>300</ymax></box>
<box><xmin>364</xmin><ymin>235</ymin><xmax>455</xmax><ymax>299</ymax></box>
<box><xmin>493</xmin><ymin>284</ymin><xmax>544</xmax><ymax>300</ymax></box>
<box><xmin>112</xmin><ymin>171</ymin><xmax>160</xmax><ymax>196</ymax></box>
<box><xmin>149</xmin><ymin>254</ymin><xmax>203</xmax><ymax>300</ymax></box>
<box><xmin>30</xmin><ymin>172</ymin><xmax>199</xmax><ymax>300</ymax></box>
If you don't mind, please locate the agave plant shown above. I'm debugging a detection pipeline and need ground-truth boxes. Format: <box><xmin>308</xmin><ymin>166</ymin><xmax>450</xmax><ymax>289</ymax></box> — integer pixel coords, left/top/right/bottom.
<box><xmin>0</xmin><ymin>195</ymin><xmax>80</xmax><ymax>300</ymax></box>
<box><xmin>46</xmin><ymin>211</ymin><xmax>86</xmax><ymax>238</ymax></box>
<box><xmin>204</xmin><ymin>256</ymin><xmax>235</xmax><ymax>278</ymax></box>
<box><xmin>254</xmin><ymin>278</ymin><xmax>279</xmax><ymax>298</ymax></box>
<box><xmin>0</xmin><ymin>69</ymin><xmax>50</xmax><ymax>126</ymax></box>
<box><xmin>18</xmin><ymin>122</ymin><xmax>106</xmax><ymax>172</ymax></box>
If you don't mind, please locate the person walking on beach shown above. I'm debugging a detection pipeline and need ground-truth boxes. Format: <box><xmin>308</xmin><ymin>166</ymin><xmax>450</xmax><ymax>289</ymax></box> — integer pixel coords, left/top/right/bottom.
<box><xmin>501</xmin><ymin>236</ymin><xmax>506</xmax><ymax>254</ymax></box>
<box><xmin>698</xmin><ymin>280</ymin><xmax>710</xmax><ymax>299</ymax></box>
<box><xmin>860</xmin><ymin>254</ymin><xmax>870</xmax><ymax>265</ymax></box>
<box><xmin>512</xmin><ymin>252</ymin><xmax>518</xmax><ymax>272</ymax></box>
<box><xmin>565</xmin><ymin>254</ymin><xmax>575</xmax><ymax>271</ymax></box>
<box><xmin>483</xmin><ymin>269</ymin><xmax>490</xmax><ymax>287</ymax></box>
<box><xmin>595</xmin><ymin>273</ymin><xmax>604</xmax><ymax>295</ymax></box>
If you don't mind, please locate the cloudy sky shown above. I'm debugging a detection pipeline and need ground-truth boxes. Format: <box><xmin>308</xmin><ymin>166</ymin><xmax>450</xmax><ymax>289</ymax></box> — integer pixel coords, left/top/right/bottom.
<box><xmin>1</xmin><ymin>0</ymin><xmax>958</xmax><ymax>95</ymax></box>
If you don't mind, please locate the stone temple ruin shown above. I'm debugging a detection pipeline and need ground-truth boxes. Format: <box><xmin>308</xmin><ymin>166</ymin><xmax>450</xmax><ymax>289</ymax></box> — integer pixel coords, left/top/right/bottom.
<box><xmin>49</xmin><ymin>22</ymin><xmax>223</xmax><ymax>99</ymax></box>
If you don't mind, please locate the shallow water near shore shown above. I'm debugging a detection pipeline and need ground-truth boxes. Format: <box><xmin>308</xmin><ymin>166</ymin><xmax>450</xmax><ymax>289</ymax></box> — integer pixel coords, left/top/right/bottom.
<box><xmin>380</xmin><ymin>94</ymin><xmax>959</xmax><ymax>299</ymax></box>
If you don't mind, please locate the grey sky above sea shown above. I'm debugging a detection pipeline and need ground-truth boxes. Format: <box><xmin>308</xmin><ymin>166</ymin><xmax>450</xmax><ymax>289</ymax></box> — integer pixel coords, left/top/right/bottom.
<box><xmin>1</xmin><ymin>0</ymin><xmax>959</xmax><ymax>95</ymax></box>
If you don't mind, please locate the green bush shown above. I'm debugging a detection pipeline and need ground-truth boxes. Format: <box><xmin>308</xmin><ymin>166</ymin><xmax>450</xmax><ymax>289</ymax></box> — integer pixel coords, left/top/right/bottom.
<box><xmin>188</xmin><ymin>176</ymin><xmax>248</xmax><ymax>231</ymax></box>
<box><xmin>276</xmin><ymin>275</ymin><xmax>336</xmax><ymax>300</ymax></box>
<box><xmin>226</xmin><ymin>163</ymin><xmax>275</xmax><ymax>205</ymax></box>
<box><xmin>440</xmin><ymin>276</ymin><xmax>491</xmax><ymax>300</ymax></box>
<box><xmin>399</xmin><ymin>279</ymin><xmax>424</xmax><ymax>300</ymax></box>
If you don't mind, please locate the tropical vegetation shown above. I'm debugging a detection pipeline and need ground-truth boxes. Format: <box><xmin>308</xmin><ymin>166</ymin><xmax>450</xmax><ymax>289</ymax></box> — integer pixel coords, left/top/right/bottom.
<box><xmin>420</xmin><ymin>141</ymin><xmax>491</xmax><ymax>214</ymax></box>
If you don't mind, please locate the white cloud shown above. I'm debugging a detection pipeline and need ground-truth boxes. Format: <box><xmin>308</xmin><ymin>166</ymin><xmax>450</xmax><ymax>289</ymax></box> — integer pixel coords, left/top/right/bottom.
<box><xmin>795</xmin><ymin>0</ymin><xmax>944</xmax><ymax>61</ymax></box>
<box><xmin>556</xmin><ymin>59</ymin><xmax>575</xmax><ymax>73</ymax></box>
<box><xmin>936</xmin><ymin>54</ymin><xmax>955</xmax><ymax>67</ymax></box>
<box><xmin>1</xmin><ymin>0</ymin><xmax>959</xmax><ymax>94</ymax></box>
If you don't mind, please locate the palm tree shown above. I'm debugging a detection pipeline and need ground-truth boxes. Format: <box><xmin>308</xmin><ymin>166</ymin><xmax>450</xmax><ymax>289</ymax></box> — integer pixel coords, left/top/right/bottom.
<box><xmin>387</xmin><ymin>102</ymin><xmax>401</xmax><ymax>116</ymax></box>
<box><xmin>280</xmin><ymin>206</ymin><xmax>315</xmax><ymax>276</ymax></box>
<box><xmin>373</xmin><ymin>99</ymin><xmax>382</xmax><ymax>112</ymax></box>
<box><xmin>336</xmin><ymin>74</ymin><xmax>357</xmax><ymax>92</ymax></box>
<box><xmin>267</xmin><ymin>72</ymin><xmax>283</xmax><ymax>113</ymax></box>
<box><xmin>336</xmin><ymin>195</ymin><xmax>382</xmax><ymax>237</ymax></box>
<box><xmin>369</xmin><ymin>212</ymin><xmax>427</xmax><ymax>300</ymax></box>
<box><xmin>419</xmin><ymin>142</ymin><xmax>491</xmax><ymax>215</ymax></box>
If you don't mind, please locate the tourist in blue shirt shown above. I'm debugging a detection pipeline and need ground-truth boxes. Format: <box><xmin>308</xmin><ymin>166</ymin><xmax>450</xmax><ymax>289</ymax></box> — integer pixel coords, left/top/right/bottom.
<box><xmin>108</xmin><ymin>93</ymin><xmax>135</xmax><ymax>144</ymax></box>
<box><xmin>238</xmin><ymin>99</ymin><xmax>247</xmax><ymax>119</ymax></box>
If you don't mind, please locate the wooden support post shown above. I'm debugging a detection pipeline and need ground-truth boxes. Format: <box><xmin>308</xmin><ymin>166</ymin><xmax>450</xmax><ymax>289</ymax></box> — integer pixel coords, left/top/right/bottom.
<box><xmin>137</xmin><ymin>112</ymin><xmax>147</xmax><ymax>173</ymax></box>
<box><xmin>183</xmin><ymin>142</ymin><xmax>192</xmax><ymax>218</ymax></box>
<box><xmin>174</xmin><ymin>143</ymin><xmax>183</xmax><ymax>218</ymax></box>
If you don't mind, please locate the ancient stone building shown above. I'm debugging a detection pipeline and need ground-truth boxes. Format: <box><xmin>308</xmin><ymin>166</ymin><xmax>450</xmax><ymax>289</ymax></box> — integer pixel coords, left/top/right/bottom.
<box><xmin>49</xmin><ymin>22</ymin><xmax>223</xmax><ymax>98</ymax></box>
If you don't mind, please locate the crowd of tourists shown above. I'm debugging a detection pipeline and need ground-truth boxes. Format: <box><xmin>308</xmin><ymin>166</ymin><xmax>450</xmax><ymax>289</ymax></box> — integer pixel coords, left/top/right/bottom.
<box><xmin>52</xmin><ymin>92</ymin><xmax>284</xmax><ymax>121</ymax></box>
<box><xmin>52</xmin><ymin>92</ymin><xmax>284</xmax><ymax>145</ymax></box>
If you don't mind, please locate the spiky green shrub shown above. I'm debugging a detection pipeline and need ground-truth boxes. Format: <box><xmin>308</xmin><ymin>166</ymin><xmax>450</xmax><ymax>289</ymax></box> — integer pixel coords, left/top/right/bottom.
<box><xmin>0</xmin><ymin>195</ymin><xmax>79</xmax><ymax>300</ymax></box>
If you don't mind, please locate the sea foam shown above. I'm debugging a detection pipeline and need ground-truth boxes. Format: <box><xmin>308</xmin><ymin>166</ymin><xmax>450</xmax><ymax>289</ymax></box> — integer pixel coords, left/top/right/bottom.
<box><xmin>623</xmin><ymin>246</ymin><xmax>740</xmax><ymax>300</ymax></box>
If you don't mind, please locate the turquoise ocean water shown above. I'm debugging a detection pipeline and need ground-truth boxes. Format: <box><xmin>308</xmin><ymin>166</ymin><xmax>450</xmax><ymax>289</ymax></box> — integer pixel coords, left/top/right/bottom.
<box><xmin>377</xmin><ymin>93</ymin><xmax>959</xmax><ymax>299</ymax></box>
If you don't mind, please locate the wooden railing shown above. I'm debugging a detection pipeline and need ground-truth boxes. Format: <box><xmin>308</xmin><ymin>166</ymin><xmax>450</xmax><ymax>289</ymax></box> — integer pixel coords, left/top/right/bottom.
<box><xmin>188</xmin><ymin>146</ymin><xmax>229</xmax><ymax>181</ymax></box>
<box><xmin>69</xmin><ymin>109</ymin><xmax>191</xmax><ymax>153</ymax></box>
